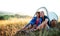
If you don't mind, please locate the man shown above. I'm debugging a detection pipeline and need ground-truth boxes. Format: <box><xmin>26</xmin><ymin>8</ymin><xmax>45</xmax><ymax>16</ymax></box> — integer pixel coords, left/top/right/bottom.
<box><xmin>34</xmin><ymin>11</ymin><xmax>50</xmax><ymax>30</ymax></box>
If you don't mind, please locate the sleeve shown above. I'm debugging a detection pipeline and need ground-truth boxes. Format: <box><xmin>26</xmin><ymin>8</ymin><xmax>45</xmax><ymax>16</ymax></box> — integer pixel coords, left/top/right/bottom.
<box><xmin>45</xmin><ymin>16</ymin><xmax>50</xmax><ymax>26</ymax></box>
<box><xmin>45</xmin><ymin>16</ymin><xmax>49</xmax><ymax>21</ymax></box>
<box><xmin>29</xmin><ymin>17</ymin><xmax>36</xmax><ymax>25</ymax></box>
<box><xmin>45</xmin><ymin>16</ymin><xmax>49</xmax><ymax>19</ymax></box>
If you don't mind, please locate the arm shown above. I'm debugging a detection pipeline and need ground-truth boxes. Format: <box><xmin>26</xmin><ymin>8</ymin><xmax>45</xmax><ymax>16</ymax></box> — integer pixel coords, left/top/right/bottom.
<box><xmin>34</xmin><ymin>17</ymin><xmax>49</xmax><ymax>30</ymax></box>
<box><xmin>43</xmin><ymin>18</ymin><xmax>48</xmax><ymax>24</ymax></box>
<box><xmin>24</xmin><ymin>17</ymin><xmax>36</xmax><ymax>29</ymax></box>
<box><xmin>29</xmin><ymin>17</ymin><xmax>36</xmax><ymax>25</ymax></box>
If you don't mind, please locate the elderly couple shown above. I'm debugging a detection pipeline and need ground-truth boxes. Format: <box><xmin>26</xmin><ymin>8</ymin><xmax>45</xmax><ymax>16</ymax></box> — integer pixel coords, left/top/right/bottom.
<box><xmin>23</xmin><ymin>11</ymin><xmax>50</xmax><ymax>31</ymax></box>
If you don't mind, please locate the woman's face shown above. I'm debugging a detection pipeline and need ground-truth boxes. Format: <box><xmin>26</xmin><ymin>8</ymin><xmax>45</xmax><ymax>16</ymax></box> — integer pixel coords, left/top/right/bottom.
<box><xmin>36</xmin><ymin>12</ymin><xmax>40</xmax><ymax>18</ymax></box>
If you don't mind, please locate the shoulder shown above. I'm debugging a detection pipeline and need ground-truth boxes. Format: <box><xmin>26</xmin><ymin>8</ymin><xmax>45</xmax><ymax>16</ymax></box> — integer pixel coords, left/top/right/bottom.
<box><xmin>31</xmin><ymin>17</ymin><xmax>37</xmax><ymax>20</ymax></box>
<box><xmin>44</xmin><ymin>16</ymin><xmax>47</xmax><ymax>17</ymax></box>
<box><xmin>33</xmin><ymin>16</ymin><xmax>37</xmax><ymax>18</ymax></box>
<box><xmin>44</xmin><ymin>16</ymin><xmax>48</xmax><ymax>18</ymax></box>
<box><xmin>44</xmin><ymin>16</ymin><xmax>50</xmax><ymax>21</ymax></box>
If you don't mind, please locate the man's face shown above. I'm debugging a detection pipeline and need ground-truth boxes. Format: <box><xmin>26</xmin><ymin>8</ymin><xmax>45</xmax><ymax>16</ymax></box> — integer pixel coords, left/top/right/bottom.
<box><xmin>40</xmin><ymin>11</ymin><xmax>44</xmax><ymax>17</ymax></box>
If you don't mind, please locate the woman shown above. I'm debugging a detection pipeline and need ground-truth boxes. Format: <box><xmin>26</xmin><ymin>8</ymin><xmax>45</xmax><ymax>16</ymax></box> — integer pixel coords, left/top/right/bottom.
<box><xmin>23</xmin><ymin>12</ymin><xmax>42</xmax><ymax>31</ymax></box>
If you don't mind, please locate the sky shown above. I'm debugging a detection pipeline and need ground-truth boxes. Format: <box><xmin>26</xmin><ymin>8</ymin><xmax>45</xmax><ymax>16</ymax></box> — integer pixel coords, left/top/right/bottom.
<box><xmin>0</xmin><ymin>0</ymin><xmax>60</xmax><ymax>16</ymax></box>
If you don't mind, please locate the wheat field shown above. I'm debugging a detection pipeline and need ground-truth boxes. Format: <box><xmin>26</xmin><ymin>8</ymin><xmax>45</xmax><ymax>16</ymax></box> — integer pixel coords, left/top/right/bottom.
<box><xmin>0</xmin><ymin>17</ymin><xmax>60</xmax><ymax>36</ymax></box>
<box><xmin>0</xmin><ymin>17</ymin><xmax>31</xmax><ymax>36</ymax></box>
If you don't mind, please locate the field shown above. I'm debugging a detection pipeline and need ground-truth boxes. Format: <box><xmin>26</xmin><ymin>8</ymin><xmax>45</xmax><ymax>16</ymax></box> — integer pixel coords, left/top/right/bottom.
<box><xmin>0</xmin><ymin>17</ymin><xmax>60</xmax><ymax>36</ymax></box>
<box><xmin>0</xmin><ymin>17</ymin><xmax>31</xmax><ymax>36</ymax></box>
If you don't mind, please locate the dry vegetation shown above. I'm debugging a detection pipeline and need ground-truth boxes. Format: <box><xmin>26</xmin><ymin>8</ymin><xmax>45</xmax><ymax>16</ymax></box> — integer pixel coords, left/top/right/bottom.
<box><xmin>0</xmin><ymin>17</ymin><xmax>31</xmax><ymax>36</ymax></box>
<box><xmin>0</xmin><ymin>17</ymin><xmax>60</xmax><ymax>36</ymax></box>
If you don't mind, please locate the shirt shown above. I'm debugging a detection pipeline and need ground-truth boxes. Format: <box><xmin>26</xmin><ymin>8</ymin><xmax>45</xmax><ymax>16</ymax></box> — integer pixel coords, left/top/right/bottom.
<box><xmin>29</xmin><ymin>17</ymin><xmax>42</xmax><ymax>26</ymax></box>
<box><xmin>41</xmin><ymin>16</ymin><xmax>50</xmax><ymax>26</ymax></box>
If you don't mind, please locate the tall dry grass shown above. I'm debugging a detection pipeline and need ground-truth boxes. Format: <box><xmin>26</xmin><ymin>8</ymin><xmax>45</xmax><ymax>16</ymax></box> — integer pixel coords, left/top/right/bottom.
<box><xmin>0</xmin><ymin>17</ymin><xmax>60</xmax><ymax>36</ymax></box>
<box><xmin>0</xmin><ymin>17</ymin><xmax>31</xmax><ymax>36</ymax></box>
